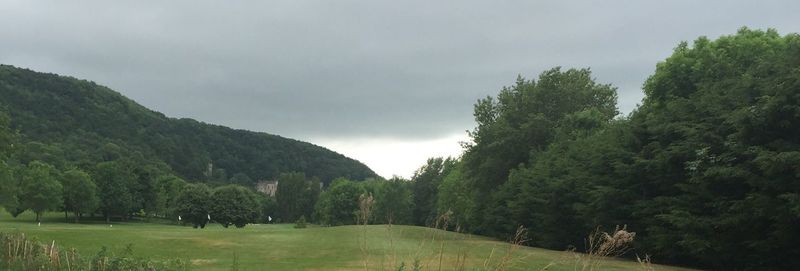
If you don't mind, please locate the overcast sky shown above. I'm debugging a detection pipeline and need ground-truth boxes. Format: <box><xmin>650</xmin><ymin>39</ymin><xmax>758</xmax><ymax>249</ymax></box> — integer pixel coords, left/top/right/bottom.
<box><xmin>1</xmin><ymin>1</ymin><xmax>797</xmax><ymax>178</ymax></box>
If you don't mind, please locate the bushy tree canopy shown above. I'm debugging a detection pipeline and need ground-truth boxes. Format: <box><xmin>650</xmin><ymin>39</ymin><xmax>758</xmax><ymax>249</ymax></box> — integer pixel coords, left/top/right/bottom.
<box><xmin>411</xmin><ymin>157</ymin><xmax>455</xmax><ymax>226</ymax></box>
<box><xmin>21</xmin><ymin>161</ymin><xmax>62</xmax><ymax>222</ymax></box>
<box><xmin>210</xmin><ymin>185</ymin><xmax>260</xmax><ymax>228</ymax></box>
<box><xmin>175</xmin><ymin>183</ymin><xmax>213</xmax><ymax>229</ymax></box>
<box><xmin>92</xmin><ymin>161</ymin><xmax>134</xmax><ymax>222</ymax></box>
<box><xmin>316</xmin><ymin>178</ymin><xmax>365</xmax><ymax>226</ymax></box>
<box><xmin>61</xmin><ymin>169</ymin><xmax>99</xmax><ymax>222</ymax></box>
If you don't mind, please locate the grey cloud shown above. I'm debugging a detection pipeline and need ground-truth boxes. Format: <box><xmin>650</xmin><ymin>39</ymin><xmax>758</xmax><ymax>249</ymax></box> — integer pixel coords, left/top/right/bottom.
<box><xmin>1</xmin><ymin>0</ymin><xmax>798</xmax><ymax>141</ymax></box>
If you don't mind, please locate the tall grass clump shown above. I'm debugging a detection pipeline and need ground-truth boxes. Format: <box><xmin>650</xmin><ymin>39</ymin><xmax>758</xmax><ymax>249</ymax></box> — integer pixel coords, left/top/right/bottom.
<box><xmin>0</xmin><ymin>232</ymin><xmax>188</xmax><ymax>271</ymax></box>
<box><xmin>571</xmin><ymin>225</ymin><xmax>636</xmax><ymax>271</ymax></box>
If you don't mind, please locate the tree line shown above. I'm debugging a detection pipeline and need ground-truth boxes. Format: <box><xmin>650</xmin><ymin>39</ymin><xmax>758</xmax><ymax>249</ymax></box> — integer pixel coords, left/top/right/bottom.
<box><xmin>0</xmin><ymin>118</ymin><xmax>275</xmax><ymax>227</ymax></box>
<box><xmin>420</xmin><ymin>28</ymin><xmax>798</xmax><ymax>270</ymax></box>
<box><xmin>294</xmin><ymin>28</ymin><xmax>800</xmax><ymax>270</ymax></box>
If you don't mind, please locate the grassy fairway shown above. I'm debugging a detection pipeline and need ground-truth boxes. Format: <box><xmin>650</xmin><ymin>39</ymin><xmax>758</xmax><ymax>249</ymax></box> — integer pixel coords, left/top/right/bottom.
<box><xmin>0</xmin><ymin>212</ymin><xmax>695</xmax><ymax>271</ymax></box>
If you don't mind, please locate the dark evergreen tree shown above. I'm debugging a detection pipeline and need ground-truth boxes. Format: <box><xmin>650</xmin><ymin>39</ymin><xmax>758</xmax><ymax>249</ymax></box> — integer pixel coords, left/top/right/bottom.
<box><xmin>275</xmin><ymin>172</ymin><xmax>320</xmax><ymax>222</ymax></box>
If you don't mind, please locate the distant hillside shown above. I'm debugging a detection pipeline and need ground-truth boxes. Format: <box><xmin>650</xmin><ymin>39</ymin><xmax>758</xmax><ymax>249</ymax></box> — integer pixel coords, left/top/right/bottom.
<box><xmin>0</xmin><ymin>64</ymin><xmax>377</xmax><ymax>184</ymax></box>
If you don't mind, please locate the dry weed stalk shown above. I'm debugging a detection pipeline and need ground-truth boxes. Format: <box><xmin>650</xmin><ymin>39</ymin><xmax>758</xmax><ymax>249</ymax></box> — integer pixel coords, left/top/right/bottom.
<box><xmin>434</xmin><ymin>211</ymin><xmax>452</xmax><ymax>271</ymax></box>
<box><xmin>451</xmin><ymin>224</ymin><xmax>468</xmax><ymax>271</ymax></box>
<box><xmin>358</xmin><ymin>193</ymin><xmax>375</xmax><ymax>271</ymax></box>
<box><xmin>636</xmin><ymin>254</ymin><xmax>655</xmax><ymax>271</ymax></box>
<box><xmin>2</xmin><ymin>232</ymin><xmax>64</xmax><ymax>270</ymax></box>
<box><xmin>575</xmin><ymin>225</ymin><xmax>636</xmax><ymax>271</ymax></box>
<box><xmin>495</xmin><ymin>225</ymin><xmax>528</xmax><ymax>271</ymax></box>
<box><xmin>399</xmin><ymin>210</ymin><xmax>464</xmax><ymax>271</ymax></box>
<box><xmin>386</xmin><ymin>218</ymin><xmax>398</xmax><ymax>271</ymax></box>
<box><xmin>481</xmin><ymin>225</ymin><xmax>530</xmax><ymax>271</ymax></box>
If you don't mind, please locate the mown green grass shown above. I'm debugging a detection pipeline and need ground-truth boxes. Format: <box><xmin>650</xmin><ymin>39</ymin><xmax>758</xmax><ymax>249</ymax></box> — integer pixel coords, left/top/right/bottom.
<box><xmin>0</xmin><ymin>211</ymin><xmax>696</xmax><ymax>271</ymax></box>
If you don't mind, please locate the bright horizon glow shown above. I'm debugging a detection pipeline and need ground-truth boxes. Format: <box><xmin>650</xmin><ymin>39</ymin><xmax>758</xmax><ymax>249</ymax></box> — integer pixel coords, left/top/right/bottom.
<box><xmin>312</xmin><ymin>133</ymin><xmax>469</xmax><ymax>179</ymax></box>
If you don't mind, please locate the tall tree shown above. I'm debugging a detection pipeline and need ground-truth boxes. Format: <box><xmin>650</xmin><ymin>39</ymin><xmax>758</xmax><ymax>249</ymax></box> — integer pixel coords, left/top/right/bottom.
<box><xmin>93</xmin><ymin>161</ymin><xmax>134</xmax><ymax>222</ymax></box>
<box><xmin>154</xmin><ymin>174</ymin><xmax>188</xmax><ymax>219</ymax></box>
<box><xmin>257</xmin><ymin>193</ymin><xmax>278</xmax><ymax>224</ymax></box>
<box><xmin>175</xmin><ymin>183</ymin><xmax>213</xmax><ymax>228</ymax></box>
<box><xmin>462</xmin><ymin>69</ymin><xmax>618</xmax><ymax>191</ymax></box>
<box><xmin>315</xmin><ymin>178</ymin><xmax>365</xmax><ymax>226</ymax></box>
<box><xmin>126</xmin><ymin>160</ymin><xmax>165</xmax><ymax>217</ymax></box>
<box><xmin>626</xmin><ymin>28</ymin><xmax>800</xmax><ymax>269</ymax></box>
<box><xmin>459</xmin><ymin>67</ymin><xmax>619</xmax><ymax>234</ymax></box>
<box><xmin>0</xmin><ymin>161</ymin><xmax>20</xmax><ymax>216</ymax></box>
<box><xmin>61</xmin><ymin>169</ymin><xmax>100</xmax><ymax>222</ymax></box>
<box><xmin>411</xmin><ymin>157</ymin><xmax>454</xmax><ymax>226</ymax></box>
<box><xmin>374</xmin><ymin>177</ymin><xmax>414</xmax><ymax>225</ymax></box>
<box><xmin>20</xmin><ymin>161</ymin><xmax>62</xmax><ymax>222</ymax></box>
<box><xmin>0</xmin><ymin>109</ymin><xmax>15</xmax><ymax>158</ymax></box>
<box><xmin>210</xmin><ymin>185</ymin><xmax>260</xmax><ymax>228</ymax></box>
<box><xmin>0</xmin><ymin>111</ymin><xmax>20</xmax><ymax>216</ymax></box>
<box><xmin>436</xmin><ymin>162</ymin><xmax>474</xmax><ymax>229</ymax></box>
<box><xmin>275</xmin><ymin>172</ymin><xmax>320</xmax><ymax>222</ymax></box>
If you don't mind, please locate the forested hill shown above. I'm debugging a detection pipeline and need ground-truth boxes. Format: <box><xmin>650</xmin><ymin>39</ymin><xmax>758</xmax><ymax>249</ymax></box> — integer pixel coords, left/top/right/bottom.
<box><xmin>0</xmin><ymin>65</ymin><xmax>377</xmax><ymax>184</ymax></box>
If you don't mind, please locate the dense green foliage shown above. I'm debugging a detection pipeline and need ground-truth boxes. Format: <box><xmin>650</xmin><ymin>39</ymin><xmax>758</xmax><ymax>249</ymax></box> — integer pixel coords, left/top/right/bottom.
<box><xmin>0</xmin><ymin>65</ymin><xmax>376</xmax><ymax>184</ymax></box>
<box><xmin>153</xmin><ymin>175</ymin><xmax>188</xmax><ymax>219</ymax></box>
<box><xmin>436</xmin><ymin>163</ymin><xmax>473</xmax><ymax>227</ymax></box>
<box><xmin>0</xmin><ymin>115</ymin><xmax>20</xmax><ymax>214</ymax></box>
<box><xmin>410</xmin><ymin>157</ymin><xmax>455</xmax><ymax>226</ymax></box>
<box><xmin>210</xmin><ymin>185</ymin><xmax>261</xmax><ymax>228</ymax></box>
<box><xmin>627</xmin><ymin>28</ymin><xmax>800</xmax><ymax>269</ymax></box>
<box><xmin>313</xmin><ymin>177</ymin><xmax>415</xmax><ymax>226</ymax></box>
<box><xmin>93</xmin><ymin>161</ymin><xmax>135</xmax><ymax>222</ymax></box>
<box><xmin>61</xmin><ymin>169</ymin><xmax>100</xmax><ymax>222</ymax></box>
<box><xmin>0</xmin><ymin>162</ymin><xmax>15</xmax><ymax>209</ymax></box>
<box><xmin>175</xmin><ymin>183</ymin><xmax>213</xmax><ymax>228</ymax></box>
<box><xmin>315</xmin><ymin>178</ymin><xmax>365</xmax><ymax>225</ymax></box>
<box><xmin>423</xmin><ymin>28</ymin><xmax>800</xmax><ymax>270</ymax></box>
<box><xmin>20</xmin><ymin>161</ymin><xmax>62</xmax><ymax>222</ymax></box>
<box><xmin>275</xmin><ymin>172</ymin><xmax>320</xmax><ymax>222</ymax></box>
<box><xmin>372</xmin><ymin>177</ymin><xmax>414</xmax><ymax>225</ymax></box>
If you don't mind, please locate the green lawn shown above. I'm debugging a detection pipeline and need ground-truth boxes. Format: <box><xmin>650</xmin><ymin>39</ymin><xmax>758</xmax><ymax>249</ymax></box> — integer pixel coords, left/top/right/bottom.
<box><xmin>0</xmin><ymin>211</ymin><xmax>697</xmax><ymax>271</ymax></box>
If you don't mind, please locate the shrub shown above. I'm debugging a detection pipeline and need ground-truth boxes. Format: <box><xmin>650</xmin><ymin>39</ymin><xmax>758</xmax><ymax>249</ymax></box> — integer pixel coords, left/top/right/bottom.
<box><xmin>294</xmin><ymin>215</ymin><xmax>307</xmax><ymax>229</ymax></box>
